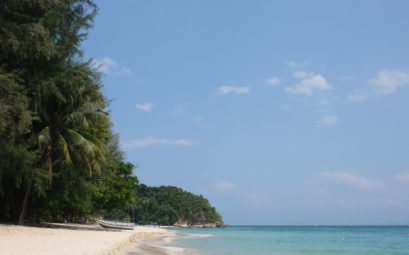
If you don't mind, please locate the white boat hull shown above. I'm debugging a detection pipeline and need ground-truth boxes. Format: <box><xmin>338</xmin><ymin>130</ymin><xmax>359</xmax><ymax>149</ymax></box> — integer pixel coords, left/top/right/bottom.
<box><xmin>97</xmin><ymin>219</ymin><xmax>134</xmax><ymax>230</ymax></box>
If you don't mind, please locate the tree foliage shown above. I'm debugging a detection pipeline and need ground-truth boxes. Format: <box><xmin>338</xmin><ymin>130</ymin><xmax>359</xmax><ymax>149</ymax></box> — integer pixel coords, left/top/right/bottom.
<box><xmin>130</xmin><ymin>185</ymin><xmax>222</xmax><ymax>226</ymax></box>
<box><xmin>0</xmin><ymin>0</ymin><xmax>223</xmax><ymax>226</ymax></box>
<box><xmin>0</xmin><ymin>0</ymin><xmax>122</xmax><ymax>223</ymax></box>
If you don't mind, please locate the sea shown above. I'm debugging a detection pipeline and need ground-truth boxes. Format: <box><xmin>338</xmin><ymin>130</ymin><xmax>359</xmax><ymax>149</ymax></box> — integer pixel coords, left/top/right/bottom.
<box><xmin>132</xmin><ymin>226</ymin><xmax>409</xmax><ymax>255</ymax></box>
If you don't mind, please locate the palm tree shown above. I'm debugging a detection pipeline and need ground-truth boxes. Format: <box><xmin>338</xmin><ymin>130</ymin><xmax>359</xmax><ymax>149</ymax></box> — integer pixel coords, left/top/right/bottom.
<box><xmin>38</xmin><ymin>111</ymin><xmax>109</xmax><ymax>186</ymax></box>
<box><xmin>18</xmin><ymin>63</ymin><xmax>110</xmax><ymax>224</ymax></box>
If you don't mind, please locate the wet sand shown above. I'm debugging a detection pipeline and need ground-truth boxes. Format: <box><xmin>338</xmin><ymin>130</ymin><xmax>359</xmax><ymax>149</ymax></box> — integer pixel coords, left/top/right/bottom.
<box><xmin>118</xmin><ymin>231</ymin><xmax>199</xmax><ymax>255</ymax></box>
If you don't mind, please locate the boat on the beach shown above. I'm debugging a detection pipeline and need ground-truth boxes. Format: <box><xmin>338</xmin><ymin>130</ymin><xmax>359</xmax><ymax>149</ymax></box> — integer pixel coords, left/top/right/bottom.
<box><xmin>97</xmin><ymin>219</ymin><xmax>135</xmax><ymax>230</ymax></box>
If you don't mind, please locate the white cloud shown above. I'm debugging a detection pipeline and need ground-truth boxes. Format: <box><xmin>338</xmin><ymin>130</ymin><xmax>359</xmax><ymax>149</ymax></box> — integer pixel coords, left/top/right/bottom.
<box><xmin>285</xmin><ymin>73</ymin><xmax>332</xmax><ymax>95</ymax></box>
<box><xmin>135</xmin><ymin>103</ymin><xmax>154</xmax><ymax>111</ymax></box>
<box><xmin>91</xmin><ymin>57</ymin><xmax>132</xmax><ymax>76</ymax></box>
<box><xmin>214</xmin><ymin>180</ymin><xmax>235</xmax><ymax>192</ymax></box>
<box><xmin>320</xmin><ymin>115</ymin><xmax>338</xmax><ymax>126</ymax></box>
<box><xmin>121</xmin><ymin>137</ymin><xmax>196</xmax><ymax>149</ymax></box>
<box><xmin>265</xmin><ymin>76</ymin><xmax>280</xmax><ymax>86</ymax></box>
<box><xmin>395</xmin><ymin>173</ymin><xmax>409</xmax><ymax>184</ymax></box>
<box><xmin>369</xmin><ymin>69</ymin><xmax>409</xmax><ymax>94</ymax></box>
<box><xmin>347</xmin><ymin>69</ymin><xmax>409</xmax><ymax>102</ymax></box>
<box><xmin>218</xmin><ymin>86</ymin><xmax>250</xmax><ymax>95</ymax></box>
<box><xmin>319</xmin><ymin>171</ymin><xmax>383</xmax><ymax>190</ymax></box>
<box><xmin>348</xmin><ymin>93</ymin><xmax>368</xmax><ymax>102</ymax></box>
<box><xmin>286</xmin><ymin>61</ymin><xmax>308</xmax><ymax>69</ymax></box>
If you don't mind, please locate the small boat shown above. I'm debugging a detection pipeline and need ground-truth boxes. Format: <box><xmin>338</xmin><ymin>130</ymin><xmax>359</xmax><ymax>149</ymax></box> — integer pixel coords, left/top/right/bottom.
<box><xmin>97</xmin><ymin>219</ymin><xmax>135</xmax><ymax>230</ymax></box>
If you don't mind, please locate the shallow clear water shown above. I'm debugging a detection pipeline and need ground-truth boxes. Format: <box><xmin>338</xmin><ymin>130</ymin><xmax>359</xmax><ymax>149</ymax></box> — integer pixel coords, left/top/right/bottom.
<box><xmin>167</xmin><ymin>226</ymin><xmax>409</xmax><ymax>255</ymax></box>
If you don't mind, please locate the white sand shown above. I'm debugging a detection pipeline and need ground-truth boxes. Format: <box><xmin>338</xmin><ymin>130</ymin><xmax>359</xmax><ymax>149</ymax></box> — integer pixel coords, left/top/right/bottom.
<box><xmin>0</xmin><ymin>223</ymin><xmax>169</xmax><ymax>255</ymax></box>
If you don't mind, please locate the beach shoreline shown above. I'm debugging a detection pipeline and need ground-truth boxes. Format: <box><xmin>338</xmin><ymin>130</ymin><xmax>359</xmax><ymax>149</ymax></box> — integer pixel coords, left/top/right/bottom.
<box><xmin>118</xmin><ymin>231</ymin><xmax>199</xmax><ymax>255</ymax></box>
<box><xmin>0</xmin><ymin>223</ymin><xmax>170</xmax><ymax>255</ymax></box>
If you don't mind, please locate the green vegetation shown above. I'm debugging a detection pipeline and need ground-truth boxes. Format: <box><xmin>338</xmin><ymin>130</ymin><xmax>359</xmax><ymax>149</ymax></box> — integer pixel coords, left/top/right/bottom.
<box><xmin>129</xmin><ymin>185</ymin><xmax>222</xmax><ymax>226</ymax></box>
<box><xmin>0</xmin><ymin>0</ymin><xmax>222</xmax><ymax>226</ymax></box>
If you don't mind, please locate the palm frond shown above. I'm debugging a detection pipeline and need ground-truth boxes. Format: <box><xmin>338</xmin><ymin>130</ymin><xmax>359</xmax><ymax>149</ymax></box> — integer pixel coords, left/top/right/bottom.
<box><xmin>84</xmin><ymin>157</ymin><xmax>92</xmax><ymax>177</ymax></box>
<box><xmin>65</xmin><ymin>129</ymin><xmax>94</xmax><ymax>155</ymax></box>
<box><xmin>63</xmin><ymin>111</ymin><xmax>89</xmax><ymax>129</ymax></box>
<box><xmin>84</xmin><ymin>112</ymin><xmax>110</xmax><ymax>126</ymax></box>
<box><xmin>38</xmin><ymin>126</ymin><xmax>51</xmax><ymax>150</ymax></box>
<box><xmin>92</xmin><ymin>161</ymin><xmax>102</xmax><ymax>175</ymax></box>
<box><xmin>89</xmin><ymin>141</ymin><xmax>107</xmax><ymax>164</ymax></box>
<box><xmin>65</xmin><ymin>129</ymin><xmax>107</xmax><ymax>171</ymax></box>
<box><xmin>74</xmin><ymin>130</ymin><xmax>107</xmax><ymax>164</ymax></box>
<box><xmin>56</xmin><ymin>133</ymin><xmax>72</xmax><ymax>165</ymax></box>
<box><xmin>77</xmin><ymin>130</ymin><xmax>109</xmax><ymax>154</ymax></box>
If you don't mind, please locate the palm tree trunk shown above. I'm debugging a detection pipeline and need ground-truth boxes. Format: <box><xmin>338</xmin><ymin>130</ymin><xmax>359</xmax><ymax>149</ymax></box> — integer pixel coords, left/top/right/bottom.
<box><xmin>18</xmin><ymin>180</ymin><xmax>32</xmax><ymax>225</ymax></box>
<box><xmin>47</xmin><ymin>144</ymin><xmax>52</xmax><ymax>187</ymax></box>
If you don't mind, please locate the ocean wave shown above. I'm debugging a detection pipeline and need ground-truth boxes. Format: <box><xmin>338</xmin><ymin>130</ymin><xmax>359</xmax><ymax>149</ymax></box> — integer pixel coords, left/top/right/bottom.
<box><xmin>150</xmin><ymin>242</ymin><xmax>186</xmax><ymax>255</ymax></box>
<box><xmin>135</xmin><ymin>240</ymin><xmax>189</xmax><ymax>255</ymax></box>
<box><xmin>186</xmin><ymin>233</ymin><xmax>214</xmax><ymax>238</ymax></box>
<box><xmin>133</xmin><ymin>231</ymin><xmax>209</xmax><ymax>254</ymax></box>
<box><xmin>137</xmin><ymin>236</ymin><xmax>194</xmax><ymax>255</ymax></box>
<box><xmin>163</xmin><ymin>236</ymin><xmax>178</xmax><ymax>243</ymax></box>
<box><xmin>174</xmin><ymin>231</ymin><xmax>214</xmax><ymax>239</ymax></box>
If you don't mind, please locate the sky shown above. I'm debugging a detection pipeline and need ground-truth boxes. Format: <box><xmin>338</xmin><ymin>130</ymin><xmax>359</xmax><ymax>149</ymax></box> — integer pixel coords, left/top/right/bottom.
<box><xmin>83</xmin><ymin>0</ymin><xmax>409</xmax><ymax>225</ymax></box>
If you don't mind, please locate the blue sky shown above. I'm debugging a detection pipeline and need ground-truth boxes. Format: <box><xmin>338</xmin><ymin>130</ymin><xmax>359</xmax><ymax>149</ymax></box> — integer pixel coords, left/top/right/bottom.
<box><xmin>84</xmin><ymin>0</ymin><xmax>409</xmax><ymax>225</ymax></box>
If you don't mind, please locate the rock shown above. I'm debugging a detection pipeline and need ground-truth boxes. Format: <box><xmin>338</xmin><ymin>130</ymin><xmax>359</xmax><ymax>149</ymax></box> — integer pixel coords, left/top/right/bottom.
<box><xmin>172</xmin><ymin>220</ymin><xmax>230</xmax><ymax>228</ymax></box>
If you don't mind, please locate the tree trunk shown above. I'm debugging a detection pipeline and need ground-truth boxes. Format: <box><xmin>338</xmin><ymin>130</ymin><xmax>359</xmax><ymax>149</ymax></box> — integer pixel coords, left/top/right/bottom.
<box><xmin>18</xmin><ymin>180</ymin><xmax>32</xmax><ymax>225</ymax></box>
<box><xmin>47</xmin><ymin>144</ymin><xmax>53</xmax><ymax>187</ymax></box>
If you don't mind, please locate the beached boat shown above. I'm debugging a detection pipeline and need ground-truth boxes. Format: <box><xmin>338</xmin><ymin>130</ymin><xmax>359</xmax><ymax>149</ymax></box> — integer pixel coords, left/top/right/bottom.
<box><xmin>97</xmin><ymin>219</ymin><xmax>135</xmax><ymax>230</ymax></box>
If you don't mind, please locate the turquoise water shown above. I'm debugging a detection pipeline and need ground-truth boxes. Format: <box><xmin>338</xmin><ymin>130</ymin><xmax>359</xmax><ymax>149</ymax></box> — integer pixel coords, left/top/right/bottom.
<box><xmin>168</xmin><ymin>226</ymin><xmax>409</xmax><ymax>255</ymax></box>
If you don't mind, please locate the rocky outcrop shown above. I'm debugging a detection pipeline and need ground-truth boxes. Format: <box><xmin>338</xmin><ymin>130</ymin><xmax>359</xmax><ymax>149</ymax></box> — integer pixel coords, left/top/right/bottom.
<box><xmin>173</xmin><ymin>219</ymin><xmax>230</xmax><ymax>228</ymax></box>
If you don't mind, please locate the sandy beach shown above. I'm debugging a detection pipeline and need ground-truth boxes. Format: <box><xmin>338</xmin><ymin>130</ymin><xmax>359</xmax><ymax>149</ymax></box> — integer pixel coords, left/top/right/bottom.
<box><xmin>0</xmin><ymin>223</ymin><xmax>170</xmax><ymax>255</ymax></box>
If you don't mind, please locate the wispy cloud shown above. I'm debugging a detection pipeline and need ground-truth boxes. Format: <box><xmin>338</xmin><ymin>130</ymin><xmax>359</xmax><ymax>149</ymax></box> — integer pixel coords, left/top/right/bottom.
<box><xmin>319</xmin><ymin>171</ymin><xmax>384</xmax><ymax>190</ymax></box>
<box><xmin>173</xmin><ymin>104</ymin><xmax>185</xmax><ymax>115</ymax></box>
<box><xmin>213</xmin><ymin>180</ymin><xmax>235</xmax><ymax>192</ymax></box>
<box><xmin>319</xmin><ymin>99</ymin><xmax>329</xmax><ymax>106</ymax></box>
<box><xmin>348</xmin><ymin>69</ymin><xmax>409</xmax><ymax>102</ymax></box>
<box><xmin>369</xmin><ymin>69</ymin><xmax>409</xmax><ymax>94</ymax></box>
<box><xmin>192</xmin><ymin>116</ymin><xmax>204</xmax><ymax>123</ymax></box>
<box><xmin>395</xmin><ymin>173</ymin><xmax>409</xmax><ymax>184</ymax></box>
<box><xmin>135</xmin><ymin>103</ymin><xmax>154</xmax><ymax>111</ymax></box>
<box><xmin>285</xmin><ymin>73</ymin><xmax>332</xmax><ymax>95</ymax></box>
<box><xmin>319</xmin><ymin>115</ymin><xmax>338</xmax><ymax>126</ymax></box>
<box><xmin>91</xmin><ymin>57</ymin><xmax>132</xmax><ymax>76</ymax></box>
<box><xmin>348</xmin><ymin>93</ymin><xmax>368</xmax><ymax>102</ymax></box>
<box><xmin>293</xmin><ymin>71</ymin><xmax>309</xmax><ymax>79</ymax></box>
<box><xmin>121</xmin><ymin>137</ymin><xmax>196</xmax><ymax>149</ymax></box>
<box><xmin>265</xmin><ymin>76</ymin><xmax>280</xmax><ymax>86</ymax></box>
<box><xmin>286</xmin><ymin>61</ymin><xmax>308</xmax><ymax>69</ymax></box>
<box><xmin>218</xmin><ymin>86</ymin><xmax>250</xmax><ymax>95</ymax></box>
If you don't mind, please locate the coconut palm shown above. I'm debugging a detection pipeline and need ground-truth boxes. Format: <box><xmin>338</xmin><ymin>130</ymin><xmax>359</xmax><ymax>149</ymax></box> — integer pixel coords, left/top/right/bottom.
<box><xmin>18</xmin><ymin>63</ymin><xmax>110</xmax><ymax>224</ymax></box>
<box><xmin>38</xmin><ymin>63</ymin><xmax>110</xmax><ymax>185</ymax></box>
<box><xmin>38</xmin><ymin>111</ymin><xmax>109</xmax><ymax>186</ymax></box>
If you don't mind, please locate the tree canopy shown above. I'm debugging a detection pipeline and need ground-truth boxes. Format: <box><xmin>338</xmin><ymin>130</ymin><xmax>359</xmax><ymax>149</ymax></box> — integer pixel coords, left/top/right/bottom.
<box><xmin>130</xmin><ymin>185</ymin><xmax>222</xmax><ymax>226</ymax></box>
<box><xmin>0</xmin><ymin>0</ymin><xmax>222</xmax><ymax>227</ymax></box>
